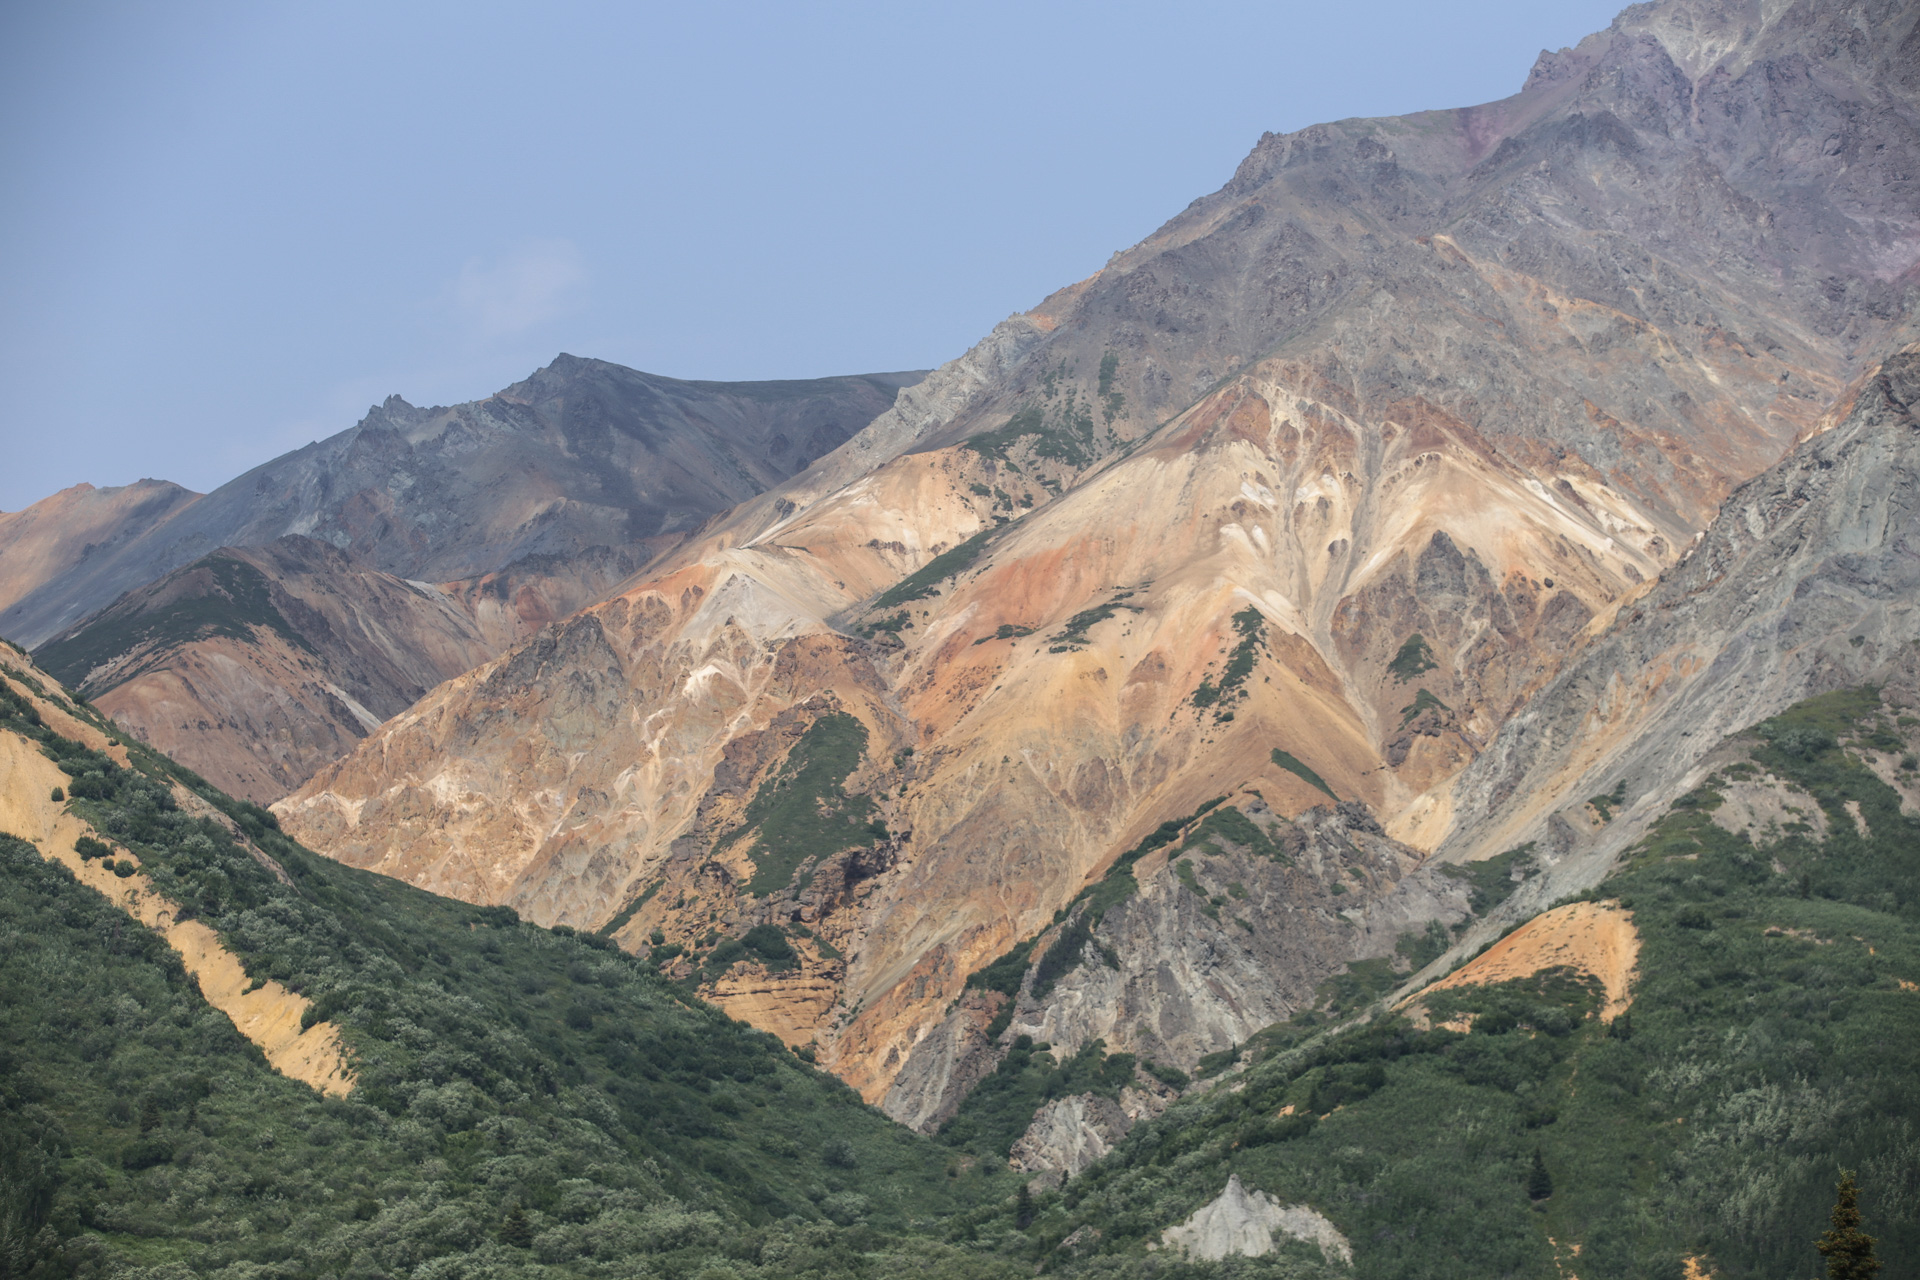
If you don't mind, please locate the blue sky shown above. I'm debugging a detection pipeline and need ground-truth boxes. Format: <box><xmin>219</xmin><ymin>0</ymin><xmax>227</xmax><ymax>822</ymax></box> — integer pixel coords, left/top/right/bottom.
<box><xmin>0</xmin><ymin>0</ymin><xmax>1624</xmax><ymax>511</ymax></box>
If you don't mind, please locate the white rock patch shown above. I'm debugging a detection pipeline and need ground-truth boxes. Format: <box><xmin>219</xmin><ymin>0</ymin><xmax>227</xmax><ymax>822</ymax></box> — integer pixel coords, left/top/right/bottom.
<box><xmin>1160</xmin><ymin>1174</ymin><xmax>1351</xmax><ymax>1265</ymax></box>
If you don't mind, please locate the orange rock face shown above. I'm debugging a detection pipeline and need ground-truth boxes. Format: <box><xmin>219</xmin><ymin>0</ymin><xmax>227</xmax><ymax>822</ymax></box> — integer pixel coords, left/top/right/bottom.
<box><xmin>276</xmin><ymin>0</ymin><xmax>1905</xmax><ymax>1108</ymax></box>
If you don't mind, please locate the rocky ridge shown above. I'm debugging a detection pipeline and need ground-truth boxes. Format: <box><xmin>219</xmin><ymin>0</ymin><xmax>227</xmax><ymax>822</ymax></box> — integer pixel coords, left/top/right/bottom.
<box><xmin>275</xmin><ymin>0</ymin><xmax>1920</xmax><ymax>1115</ymax></box>
<box><xmin>3</xmin><ymin>359</ymin><xmax>922</xmax><ymax>650</ymax></box>
<box><xmin>1415</xmin><ymin>342</ymin><xmax>1920</xmax><ymax>963</ymax></box>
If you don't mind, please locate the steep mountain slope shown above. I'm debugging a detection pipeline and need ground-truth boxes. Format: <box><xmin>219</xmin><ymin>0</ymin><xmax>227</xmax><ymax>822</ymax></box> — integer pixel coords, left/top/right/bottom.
<box><xmin>1421</xmin><ymin>342</ymin><xmax>1920</xmax><ymax>937</ymax></box>
<box><xmin>0</xmin><ymin>479</ymin><xmax>201</xmax><ymax>624</ymax></box>
<box><xmin>943</xmin><ymin>675</ymin><xmax>1920</xmax><ymax>1280</ymax></box>
<box><xmin>278</xmin><ymin>0</ymin><xmax>1920</xmax><ymax>1113</ymax></box>
<box><xmin>1</xmin><ymin>358</ymin><xmax>922</xmax><ymax>649</ymax></box>
<box><xmin>0</xmin><ymin>648</ymin><xmax>1024</xmax><ymax>1280</ymax></box>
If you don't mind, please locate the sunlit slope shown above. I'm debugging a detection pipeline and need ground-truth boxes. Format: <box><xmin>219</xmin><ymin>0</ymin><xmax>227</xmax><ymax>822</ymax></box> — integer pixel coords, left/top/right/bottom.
<box><xmin>278</xmin><ymin>0</ymin><xmax>1920</xmax><ymax>1106</ymax></box>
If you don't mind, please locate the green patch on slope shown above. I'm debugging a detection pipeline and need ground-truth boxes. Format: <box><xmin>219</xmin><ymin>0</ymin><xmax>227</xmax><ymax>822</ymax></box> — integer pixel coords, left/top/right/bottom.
<box><xmin>1271</xmin><ymin>747</ymin><xmax>1337</xmax><ymax>800</ymax></box>
<box><xmin>716</xmin><ymin>712</ymin><xmax>877</xmax><ymax>897</ymax></box>
<box><xmin>951</xmin><ymin>684</ymin><xmax>1920</xmax><ymax>1278</ymax></box>
<box><xmin>1178</xmin><ymin>804</ymin><xmax>1290</xmax><ymax>864</ymax></box>
<box><xmin>1587</xmin><ymin>779</ymin><xmax>1628</xmax><ymax>822</ymax></box>
<box><xmin>1439</xmin><ymin>843</ymin><xmax>1536</xmax><ymax>914</ymax></box>
<box><xmin>1387</xmin><ymin>633</ymin><xmax>1438</xmax><ymax>682</ymax></box>
<box><xmin>1190</xmin><ymin>606</ymin><xmax>1269</xmax><ymax>718</ymax></box>
<box><xmin>1399</xmin><ymin>686</ymin><xmax>1450</xmax><ymax>726</ymax></box>
<box><xmin>939</xmin><ymin>1037</ymin><xmax>1139</xmax><ymax>1161</ymax></box>
<box><xmin>873</xmin><ymin>529</ymin><xmax>996</xmax><ymax>609</ymax></box>
<box><xmin>1048</xmin><ymin>592</ymin><xmax>1143</xmax><ymax>651</ymax></box>
<box><xmin>36</xmin><ymin>554</ymin><xmax>313</xmax><ymax>693</ymax></box>
<box><xmin>954</xmin><ymin>798</ymin><xmax>1230</xmax><ymax>1023</ymax></box>
<box><xmin>963</xmin><ymin>387</ymin><xmax>1105</xmax><ymax>468</ymax></box>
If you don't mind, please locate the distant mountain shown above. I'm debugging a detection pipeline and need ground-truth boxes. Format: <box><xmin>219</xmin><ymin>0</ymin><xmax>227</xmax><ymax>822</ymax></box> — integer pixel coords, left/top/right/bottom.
<box><xmin>29</xmin><ymin>535</ymin><xmax>619</xmax><ymax>802</ymax></box>
<box><xmin>1</xmin><ymin>358</ymin><xmax>924</xmax><ymax>649</ymax></box>
<box><xmin>0</xmin><ymin>479</ymin><xmax>203</xmax><ymax>633</ymax></box>
<box><xmin>276</xmin><ymin>0</ymin><xmax>1920</xmax><ymax>1123</ymax></box>
<box><xmin>2</xmin><ymin>360</ymin><xmax>922</xmax><ymax>799</ymax></box>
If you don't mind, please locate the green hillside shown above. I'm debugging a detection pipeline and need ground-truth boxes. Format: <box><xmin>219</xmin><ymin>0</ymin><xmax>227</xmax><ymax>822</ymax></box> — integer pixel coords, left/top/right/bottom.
<box><xmin>6</xmin><ymin>654</ymin><xmax>1918</xmax><ymax>1279</ymax></box>
<box><xmin>944</xmin><ymin>685</ymin><xmax>1920</xmax><ymax>1278</ymax></box>
<box><xmin>0</xmin><ymin>663</ymin><xmax>1029</xmax><ymax>1280</ymax></box>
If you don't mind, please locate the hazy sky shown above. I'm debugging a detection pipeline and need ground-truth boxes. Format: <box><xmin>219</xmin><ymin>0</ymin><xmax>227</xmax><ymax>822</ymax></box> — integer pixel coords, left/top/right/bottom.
<box><xmin>0</xmin><ymin>0</ymin><xmax>1624</xmax><ymax>511</ymax></box>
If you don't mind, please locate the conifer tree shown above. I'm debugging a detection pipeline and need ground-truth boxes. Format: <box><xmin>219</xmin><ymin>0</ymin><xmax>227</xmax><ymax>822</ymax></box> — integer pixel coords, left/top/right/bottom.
<box><xmin>501</xmin><ymin>1205</ymin><xmax>532</xmax><ymax>1249</ymax></box>
<box><xmin>1815</xmin><ymin>1172</ymin><xmax>1880</xmax><ymax>1279</ymax></box>
<box><xmin>1527</xmin><ymin>1149</ymin><xmax>1554</xmax><ymax>1201</ymax></box>
<box><xmin>1015</xmin><ymin>1182</ymin><xmax>1034</xmax><ymax>1229</ymax></box>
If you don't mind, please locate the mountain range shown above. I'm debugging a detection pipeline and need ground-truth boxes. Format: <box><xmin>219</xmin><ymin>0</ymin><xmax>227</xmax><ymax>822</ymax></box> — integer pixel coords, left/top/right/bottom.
<box><xmin>3</xmin><ymin>0</ymin><xmax>1918</xmax><ymax>1275</ymax></box>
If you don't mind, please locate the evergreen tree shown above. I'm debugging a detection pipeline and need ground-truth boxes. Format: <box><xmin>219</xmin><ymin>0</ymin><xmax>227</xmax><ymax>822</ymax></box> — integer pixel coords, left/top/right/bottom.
<box><xmin>1815</xmin><ymin>1172</ymin><xmax>1880</xmax><ymax>1280</ymax></box>
<box><xmin>1527</xmin><ymin>1149</ymin><xmax>1554</xmax><ymax>1201</ymax></box>
<box><xmin>500</xmin><ymin>1205</ymin><xmax>532</xmax><ymax>1250</ymax></box>
<box><xmin>1014</xmin><ymin>1182</ymin><xmax>1034</xmax><ymax>1229</ymax></box>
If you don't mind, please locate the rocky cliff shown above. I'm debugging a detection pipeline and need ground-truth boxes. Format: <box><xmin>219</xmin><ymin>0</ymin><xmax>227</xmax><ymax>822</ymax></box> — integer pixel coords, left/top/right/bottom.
<box><xmin>277</xmin><ymin>0</ymin><xmax>1920</xmax><ymax>1113</ymax></box>
<box><xmin>1422</xmin><ymin>342</ymin><xmax>1920</xmax><ymax>950</ymax></box>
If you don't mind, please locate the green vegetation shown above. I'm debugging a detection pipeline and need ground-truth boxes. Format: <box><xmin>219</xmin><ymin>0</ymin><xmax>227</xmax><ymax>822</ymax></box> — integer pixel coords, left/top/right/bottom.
<box><xmin>1587</xmin><ymin>779</ymin><xmax>1628</xmax><ymax>823</ymax></box>
<box><xmin>1438</xmin><ymin>843</ymin><xmax>1536</xmax><ymax>914</ymax></box>
<box><xmin>1190</xmin><ymin>607</ymin><xmax>1268</xmax><ymax>717</ymax></box>
<box><xmin>37</xmin><ymin>555</ymin><xmax>313</xmax><ymax>694</ymax></box>
<box><xmin>1096</xmin><ymin>352</ymin><xmax>1126</xmax><ymax>424</ymax></box>
<box><xmin>1309</xmin><ymin>922</ymin><xmax>1454</xmax><ymax>1021</ymax></box>
<box><xmin>1048</xmin><ymin>593</ymin><xmax>1142</xmax><ymax>650</ymax></box>
<box><xmin>1398</xmin><ymin>687</ymin><xmax>1449</xmax><ymax>726</ymax></box>
<box><xmin>1178</xmin><ymin>804</ymin><xmax>1290</xmax><ymax>864</ymax></box>
<box><xmin>873</xmin><ymin>530</ymin><xmax>996</xmax><ymax>609</ymax></box>
<box><xmin>714</xmin><ymin>713</ymin><xmax>877</xmax><ymax>897</ymax></box>
<box><xmin>1172</xmin><ymin>858</ymin><xmax>1218</xmax><ymax>919</ymax></box>
<box><xmin>0</xmin><ymin>680</ymin><xmax>1032</xmax><ymax>1280</ymax></box>
<box><xmin>963</xmin><ymin>388</ymin><xmax>1106</xmax><ymax>469</ymax></box>
<box><xmin>973</xmin><ymin>624</ymin><xmax>1034</xmax><ymax>646</ymax></box>
<box><xmin>1270</xmin><ymin>748</ymin><xmax>1337</xmax><ymax>801</ymax></box>
<box><xmin>1815</xmin><ymin>1172</ymin><xmax>1881</xmax><ymax>1279</ymax></box>
<box><xmin>1386</xmin><ymin>634</ymin><xmax>1437</xmax><ymax>683</ymax></box>
<box><xmin>939</xmin><ymin>1038</ymin><xmax>1138</xmax><ymax>1162</ymax></box>
<box><xmin>938</xmin><ymin>683</ymin><xmax>1920</xmax><ymax>1277</ymax></box>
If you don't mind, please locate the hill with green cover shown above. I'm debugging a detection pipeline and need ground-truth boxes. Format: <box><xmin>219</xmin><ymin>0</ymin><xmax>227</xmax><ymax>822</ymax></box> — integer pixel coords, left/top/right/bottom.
<box><xmin>3</xmin><ymin>664</ymin><xmax>1917</xmax><ymax>1280</ymax></box>
<box><xmin>0</xmin><ymin>655</ymin><xmax>1031</xmax><ymax>1280</ymax></box>
<box><xmin>930</xmin><ymin>682</ymin><xmax>1920</xmax><ymax>1279</ymax></box>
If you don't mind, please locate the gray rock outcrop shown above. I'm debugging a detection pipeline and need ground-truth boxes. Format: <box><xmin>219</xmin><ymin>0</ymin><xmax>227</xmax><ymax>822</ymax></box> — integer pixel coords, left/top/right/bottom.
<box><xmin>1161</xmin><ymin>1174</ymin><xmax>1352</xmax><ymax>1265</ymax></box>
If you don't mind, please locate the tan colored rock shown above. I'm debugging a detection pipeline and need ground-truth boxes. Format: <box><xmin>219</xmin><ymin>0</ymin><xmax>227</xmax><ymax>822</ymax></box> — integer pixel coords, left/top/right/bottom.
<box><xmin>0</xmin><ymin>662</ymin><xmax>351</xmax><ymax>1094</ymax></box>
<box><xmin>278</xmin><ymin>1</ymin><xmax>1913</xmax><ymax>1112</ymax></box>
<box><xmin>1413</xmin><ymin>900</ymin><xmax>1639</xmax><ymax>1022</ymax></box>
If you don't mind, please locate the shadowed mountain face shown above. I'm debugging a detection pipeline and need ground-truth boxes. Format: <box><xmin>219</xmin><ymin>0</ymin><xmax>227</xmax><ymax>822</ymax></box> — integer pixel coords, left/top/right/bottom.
<box><xmin>1</xmin><ymin>359</ymin><xmax>924</xmax><ymax>649</ymax></box>
<box><xmin>0</xmin><ymin>480</ymin><xmax>203</xmax><ymax>632</ymax></box>
<box><xmin>28</xmin><ymin>536</ymin><xmax>644</xmax><ymax>803</ymax></box>
<box><xmin>275</xmin><ymin>0</ymin><xmax>1920</xmax><ymax>1114</ymax></box>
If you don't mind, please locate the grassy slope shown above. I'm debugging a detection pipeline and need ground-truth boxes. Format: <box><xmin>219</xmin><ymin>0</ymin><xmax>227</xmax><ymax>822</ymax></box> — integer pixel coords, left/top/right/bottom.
<box><xmin>939</xmin><ymin>685</ymin><xmax>1920</xmax><ymax>1279</ymax></box>
<box><xmin>0</xmin><ymin>664</ymin><xmax>1031</xmax><ymax>1280</ymax></box>
<box><xmin>6</xmin><ymin>644</ymin><xmax>1917</xmax><ymax>1279</ymax></box>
